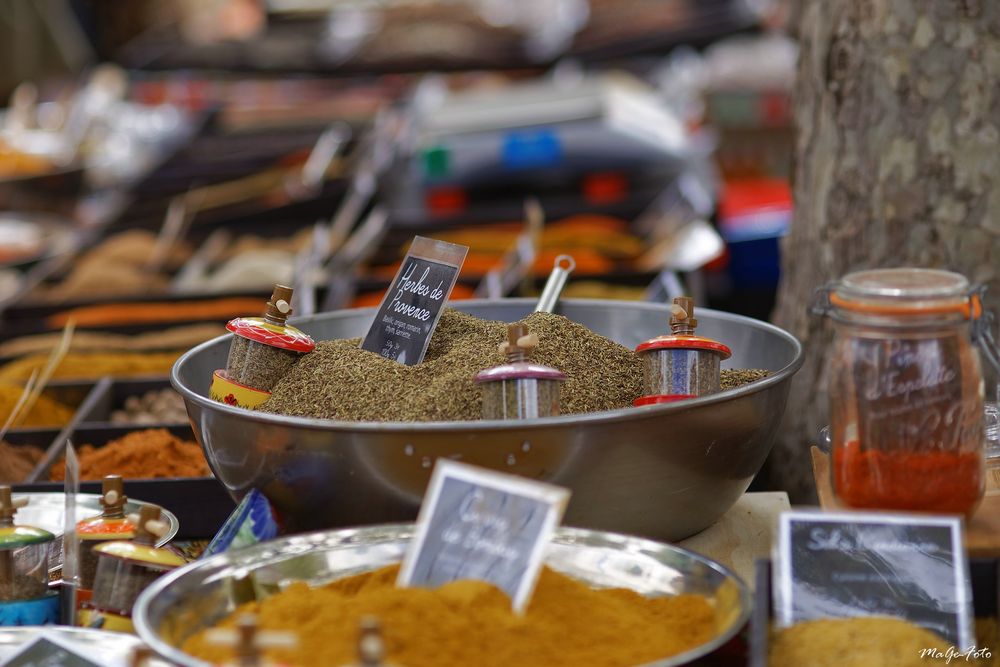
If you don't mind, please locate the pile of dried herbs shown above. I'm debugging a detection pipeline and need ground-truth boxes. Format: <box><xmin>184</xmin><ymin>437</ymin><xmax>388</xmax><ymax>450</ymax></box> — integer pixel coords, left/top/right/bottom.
<box><xmin>262</xmin><ymin>309</ymin><xmax>772</xmax><ymax>422</ymax></box>
<box><xmin>720</xmin><ymin>368</ymin><xmax>770</xmax><ymax>390</ymax></box>
<box><xmin>263</xmin><ymin>309</ymin><xmax>643</xmax><ymax>422</ymax></box>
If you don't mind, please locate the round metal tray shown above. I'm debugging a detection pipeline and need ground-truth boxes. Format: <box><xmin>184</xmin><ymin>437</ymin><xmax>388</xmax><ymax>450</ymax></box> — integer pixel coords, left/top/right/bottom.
<box><xmin>135</xmin><ymin>523</ymin><xmax>750</xmax><ymax>667</ymax></box>
<box><xmin>172</xmin><ymin>298</ymin><xmax>803</xmax><ymax>540</ymax></box>
<box><xmin>0</xmin><ymin>627</ymin><xmax>171</xmax><ymax>666</ymax></box>
<box><xmin>14</xmin><ymin>492</ymin><xmax>179</xmax><ymax>572</ymax></box>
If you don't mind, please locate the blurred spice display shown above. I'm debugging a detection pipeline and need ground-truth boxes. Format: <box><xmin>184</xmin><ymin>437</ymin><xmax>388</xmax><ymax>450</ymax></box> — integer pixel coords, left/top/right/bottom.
<box><xmin>184</xmin><ymin>563</ymin><xmax>716</xmax><ymax>667</ymax></box>
<box><xmin>0</xmin><ymin>440</ymin><xmax>45</xmax><ymax>483</ymax></box>
<box><xmin>39</xmin><ymin>230</ymin><xmax>191</xmax><ymax>301</ymax></box>
<box><xmin>47</xmin><ymin>297</ymin><xmax>263</xmax><ymax>328</ymax></box>
<box><xmin>368</xmin><ymin>215</ymin><xmax>643</xmax><ymax>281</ymax></box>
<box><xmin>111</xmin><ymin>388</ymin><xmax>188</xmax><ymax>425</ymax></box>
<box><xmin>0</xmin><ymin>352</ymin><xmax>180</xmax><ymax>382</ymax></box>
<box><xmin>50</xmin><ymin>428</ymin><xmax>210</xmax><ymax>480</ymax></box>
<box><xmin>0</xmin><ymin>323</ymin><xmax>225</xmax><ymax>358</ymax></box>
<box><xmin>0</xmin><ymin>384</ymin><xmax>76</xmax><ymax>427</ymax></box>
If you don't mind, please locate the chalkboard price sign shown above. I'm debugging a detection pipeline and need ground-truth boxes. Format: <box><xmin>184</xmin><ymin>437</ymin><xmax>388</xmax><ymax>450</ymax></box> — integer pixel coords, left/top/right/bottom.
<box><xmin>4</xmin><ymin>636</ymin><xmax>103</xmax><ymax>667</ymax></box>
<box><xmin>398</xmin><ymin>460</ymin><xmax>570</xmax><ymax>612</ymax></box>
<box><xmin>775</xmin><ymin>511</ymin><xmax>973</xmax><ymax>648</ymax></box>
<box><xmin>361</xmin><ymin>236</ymin><xmax>468</xmax><ymax>365</ymax></box>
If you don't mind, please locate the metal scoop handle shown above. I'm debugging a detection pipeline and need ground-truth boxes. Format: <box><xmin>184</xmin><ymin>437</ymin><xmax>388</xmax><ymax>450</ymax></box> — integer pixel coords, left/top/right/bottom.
<box><xmin>534</xmin><ymin>255</ymin><xmax>576</xmax><ymax>313</ymax></box>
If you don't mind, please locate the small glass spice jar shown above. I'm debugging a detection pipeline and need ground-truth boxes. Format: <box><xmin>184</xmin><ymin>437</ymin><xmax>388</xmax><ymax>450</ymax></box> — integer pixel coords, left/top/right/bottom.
<box><xmin>77</xmin><ymin>476</ymin><xmax>134</xmax><ymax>600</ymax></box>
<box><xmin>634</xmin><ymin>297</ymin><xmax>732</xmax><ymax>406</ymax></box>
<box><xmin>475</xmin><ymin>324</ymin><xmax>566</xmax><ymax>419</ymax></box>
<box><xmin>815</xmin><ymin>268</ymin><xmax>987</xmax><ymax>516</ymax></box>
<box><xmin>0</xmin><ymin>486</ymin><xmax>59</xmax><ymax>626</ymax></box>
<box><xmin>80</xmin><ymin>504</ymin><xmax>184</xmax><ymax>633</ymax></box>
<box><xmin>224</xmin><ymin>285</ymin><xmax>316</xmax><ymax>393</ymax></box>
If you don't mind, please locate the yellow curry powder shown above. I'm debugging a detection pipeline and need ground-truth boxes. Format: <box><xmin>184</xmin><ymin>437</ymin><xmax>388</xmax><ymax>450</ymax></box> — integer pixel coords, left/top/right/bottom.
<box><xmin>0</xmin><ymin>351</ymin><xmax>181</xmax><ymax>382</ymax></box>
<box><xmin>0</xmin><ymin>384</ymin><xmax>76</xmax><ymax>427</ymax></box>
<box><xmin>184</xmin><ymin>565</ymin><xmax>717</xmax><ymax>667</ymax></box>
<box><xmin>770</xmin><ymin>617</ymin><xmax>998</xmax><ymax>667</ymax></box>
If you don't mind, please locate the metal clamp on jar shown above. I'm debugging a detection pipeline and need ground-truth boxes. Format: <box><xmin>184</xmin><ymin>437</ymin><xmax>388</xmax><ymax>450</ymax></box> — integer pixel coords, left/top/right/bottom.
<box><xmin>475</xmin><ymin>324</ymin><xmax>566</xmax><ymax>419</ymax></box>
<box><xmin>0</xmin><ymin>486</ymin><xmax>58</xmax><ymax>626</ymax></box>
<box><xmin>634</xmin><ymin>297</ymin><xmax>732</xmax><ymax>406</ymax></box>
<box><xmin>813</xmin><ymin>268</ymin><xmax>992</xmax><ymax>516</ymax></box>
<box><xmin>80</xmin><ymin>504</ymin><xmax>184</xmax><ymax>633</ymax></box>
<box><xmin>211</xmin><ymin>284</ymin><xmax>316</xmax><ymax>409</ymax></box>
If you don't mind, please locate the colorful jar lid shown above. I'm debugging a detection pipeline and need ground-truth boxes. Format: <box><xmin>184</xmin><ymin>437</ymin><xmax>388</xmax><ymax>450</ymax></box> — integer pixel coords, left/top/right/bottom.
<box><xmin>77</xmin><ymin>516</ymin><xmax>135</xmax><ymax>541</ymax></box>
<box><xmin>635</xmin><ymin>334</ymin><xmax>733</xmax><ymax>359</ymax></box>
<box><xmin>0</xmin><ymin>524</ymin><xmax>54</xmax><ymax>548</ymax></box>
<box><xmin>474</xmin><ymin>362</ymin><xmax>567</xmax><ymax>384</ymax></box>
<box><xmin>226</xmin><ymin>317</ymin><xmax>315</xmax><ymax>353</ymax></box>
<box><xmin>93</xmin><ymin>541</ymin><xmax>185</xmax><ymax>569</ymax></box>
<box><xmin>635</xmin><ymin>335</ymin><xmax>732</xmax><ymax>359</ymax></box>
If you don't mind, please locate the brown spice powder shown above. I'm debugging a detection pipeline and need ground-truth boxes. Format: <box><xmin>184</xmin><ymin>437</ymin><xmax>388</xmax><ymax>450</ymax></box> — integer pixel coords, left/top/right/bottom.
<box><xmin>0</xmin><ymin>440</ymin><xmax>45</xmax><ymax>483</ymax></box>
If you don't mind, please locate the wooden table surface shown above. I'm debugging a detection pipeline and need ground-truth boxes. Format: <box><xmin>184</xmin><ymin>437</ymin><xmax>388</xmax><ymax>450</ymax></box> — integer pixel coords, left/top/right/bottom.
<box><xmin>811</xmin><ymin>446</ymin><xmax>1000</xmax><ymax>558</ymax></box>
<box><xmin>678</xmin><ymin>491</ymin><xmax>790</xmax><ymax>590</ymax></box>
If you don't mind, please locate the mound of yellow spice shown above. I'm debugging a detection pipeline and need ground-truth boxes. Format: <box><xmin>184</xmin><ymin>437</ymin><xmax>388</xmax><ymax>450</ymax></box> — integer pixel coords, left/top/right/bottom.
<box><xmin>769</xmin><ymin>617</ymin><xmax>992</xmax><ymax>667</ymax></box>
<box><xmin>0</xmin><ymin>384</ymin><xmax>76</xmax><ymax>427</ymax></box>
<box><xmin>184</xmin><ymin>564</ymin><xmax>717</xmax><ymax>667</ymax></box>
<box><xmin>0</xmin><ymin>351</ymin><xmax>181</xmax><ymax>382</ymax></box>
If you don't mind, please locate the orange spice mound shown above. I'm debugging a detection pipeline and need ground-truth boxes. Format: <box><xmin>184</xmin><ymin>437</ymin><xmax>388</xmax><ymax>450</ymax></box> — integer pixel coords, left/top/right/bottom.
<box><xmin>183</xmin><ymin>564</ymin><xmax>717</xmax><ymax>667</ymax></box>
<box><xmin>47</xmin><ymin>297</ymin><xmax>264</xmax><ymax>328</ymax></box>
<box><xmin>51</xmin><ymin>428</ymin><xmax>210</xmax><ymax>480</ymax></box>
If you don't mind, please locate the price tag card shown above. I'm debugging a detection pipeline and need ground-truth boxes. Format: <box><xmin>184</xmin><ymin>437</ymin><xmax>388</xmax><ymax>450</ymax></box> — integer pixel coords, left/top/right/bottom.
<box><xmin>360</xmin><ymin>236</ymin><xmax>468</xmax><ymax>365</ymax></box>
<box><xmin>398</xmin><ymin>460</ymin><xmax>570</xmax><ymax>612</ymax></box>
<box><xmin>4</xmin><ymin>635</ymin><xmax>102</xmax><ymax>667</ymax></box>
<box><xmin>775</xmin><ymin>511</ymin><xmax>974</xmax><ymax>648</ymax></box>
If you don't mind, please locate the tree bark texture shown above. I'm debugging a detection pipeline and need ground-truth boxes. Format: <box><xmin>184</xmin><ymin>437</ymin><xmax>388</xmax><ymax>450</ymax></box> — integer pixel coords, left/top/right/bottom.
<box><xmin>769</xmin><ymin>1</ymin><xmax>1000</xmax><ymax>501</ymax></box>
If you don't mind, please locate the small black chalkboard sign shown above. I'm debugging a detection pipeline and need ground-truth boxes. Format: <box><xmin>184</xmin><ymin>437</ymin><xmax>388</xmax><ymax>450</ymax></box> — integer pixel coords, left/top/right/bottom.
<box><xmin>4</xmin><ymin>635</ymin><xmax>103</xmax><ymax>667</ymax></box>
<box><xmin>775</xmin><ymin>511</ymin><xmax>974</xmax><ymax>648</ymax></box>
<box><xmin>361</xmin><ymin>236</ymin><xmax>468</xmax><ymax>365</ymax></box>
<box><xmin>398</xmin><ymin>460</ymin><xmax>570</xmax><ymax>612</ymax></box>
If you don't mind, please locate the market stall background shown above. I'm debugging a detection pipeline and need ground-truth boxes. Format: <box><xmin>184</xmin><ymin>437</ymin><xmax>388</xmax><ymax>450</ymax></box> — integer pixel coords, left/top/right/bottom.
<box><xmin>1</xmin><ymin>1</ymin><xmax>998</xmax><ymax>665</ymax></box>
<box><xmin>0</xmin><ymin>0</ymin><xmax>798</xmax><ymax>517</ymax></box>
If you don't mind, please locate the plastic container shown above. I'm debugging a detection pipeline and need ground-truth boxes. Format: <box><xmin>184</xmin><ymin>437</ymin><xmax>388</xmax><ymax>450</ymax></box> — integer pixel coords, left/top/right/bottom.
<box><xmin>815</xmin><ymin>268</ymin><xmax>986</xmax><ymax>515</ymax></box>
<box><xmin>474</xmin><ymin>324</ymin><xmax>565</xmax><ymax>420</ymax></box>
<box><xmin>0</xmin><ymin>486</ymin><xmax>58</xmax><ymax>626</ymax></box>
<box><xmin>223</xmin><ymin>285</ymin><xmax>315</xmax><ymax>394</ymax></box>
<box><xmin>81</xmin><ymin>504</ymin><xmax>184</xmax><ymax>633</ymax></box>
<box><xmin>634</xmin><ymin>297</ymin><xmax>732</xmax><ymax>405</ymax></box>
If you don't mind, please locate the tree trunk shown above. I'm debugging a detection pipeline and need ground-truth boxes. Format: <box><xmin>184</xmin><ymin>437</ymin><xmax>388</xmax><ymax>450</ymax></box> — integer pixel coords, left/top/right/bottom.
<box><xmin>769</xmin><ymin>1</ymin><xmax>1000</xmax><ymax>501</ymax></box>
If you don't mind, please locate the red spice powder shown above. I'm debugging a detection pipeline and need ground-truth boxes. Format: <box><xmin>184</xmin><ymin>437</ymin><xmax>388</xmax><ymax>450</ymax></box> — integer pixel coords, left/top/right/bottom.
<box><xmin>51</xmin><ymin>428</ymin><xmax>210</xmax><ymax>480</ymax></box>
<box><xmin>833</xmin><ymin>440</ymin><xmax>983</xmax><ymax>515</ymax></box>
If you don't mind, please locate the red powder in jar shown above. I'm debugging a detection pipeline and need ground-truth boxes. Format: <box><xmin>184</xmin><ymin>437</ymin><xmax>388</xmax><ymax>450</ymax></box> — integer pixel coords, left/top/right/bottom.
<box><xmin>833</xmin><ymin>440</ymin><xmax>983</xmax><ymax>515</ymax></box>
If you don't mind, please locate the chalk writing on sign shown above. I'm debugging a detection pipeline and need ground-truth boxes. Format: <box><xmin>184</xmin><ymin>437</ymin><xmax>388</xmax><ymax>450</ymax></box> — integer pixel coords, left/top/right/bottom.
<box><xmin>774</xmin><ymin>511</ymin><xmax>972</xmax><ymax>648</ymax></box>
<box><xmin>361</xmin><ymin>236</ymin><xmax>467</xmax><ymax>365</ymax></box>
<box><xmin>399</xmin><ymin>460</ymin><xmax>570</xmax><ymax>612</ymax></box>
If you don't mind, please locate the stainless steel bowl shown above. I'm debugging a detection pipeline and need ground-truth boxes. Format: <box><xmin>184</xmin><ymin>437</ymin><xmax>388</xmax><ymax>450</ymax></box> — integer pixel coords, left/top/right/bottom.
<box><xmin>172</xmin><ymin>298</ymin><xmax>803</xmax><ymax>540</ymax></box>
<box><xmin>135</xmin><ymin>524</ymin><xmax>750</xmax><ymax>667</ymax></box>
